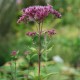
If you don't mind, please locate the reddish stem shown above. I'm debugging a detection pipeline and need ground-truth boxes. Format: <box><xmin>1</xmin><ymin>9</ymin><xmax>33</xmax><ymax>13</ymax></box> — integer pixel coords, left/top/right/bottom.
<box><xmin>38</xmin><ymin>23</ymin><xmax>42</xmax><ymax>79</ymax></box>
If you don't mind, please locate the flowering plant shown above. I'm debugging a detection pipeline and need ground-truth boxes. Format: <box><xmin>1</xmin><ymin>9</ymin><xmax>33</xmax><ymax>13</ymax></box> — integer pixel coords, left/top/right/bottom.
<box><xmin>11</xmin><ymin>4</ymin><xmax>61</xmax><ymax>80</ymax></box>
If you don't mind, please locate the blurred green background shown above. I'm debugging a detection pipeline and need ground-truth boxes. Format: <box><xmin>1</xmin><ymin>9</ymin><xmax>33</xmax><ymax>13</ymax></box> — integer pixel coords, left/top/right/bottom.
<box><xmin>0</xmin><ymin>0</ymin><xmax>80</xmax><ymax>69</ymax></box>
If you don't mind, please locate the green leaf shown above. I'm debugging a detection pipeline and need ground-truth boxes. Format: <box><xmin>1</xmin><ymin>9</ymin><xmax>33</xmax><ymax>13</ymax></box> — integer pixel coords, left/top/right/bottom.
<box><xmin>30</xmin><ymin>47</ymin><xmax>37</xmax><ymax>53</ymax></box>
<box><xmin>26</xmin><ymin>55</ymin><xmax>30</xmax><ymax>61</ymax></box>
<box><xmin>31</xmin><ymin>54</ymin><xmax>38</xmax><ymax>60</ymax></box>
<box><xmin>43</xmin><ymin>72</ymin><xmax>59</xmax><ymax>79</ymax></box>
<box><xmin>42</xmin><ymin>55</ymin><xmax>48</xmax><ymax>61</ymax></box>
<box><xmin>44</xmin><ymin>45</ymin><xmax>54</xmax><ymax>54</ymax></box>
<box><xmin>34</xmin><ymin>75</ymin><xmax>43</xmax><ymax>80</ymax></box>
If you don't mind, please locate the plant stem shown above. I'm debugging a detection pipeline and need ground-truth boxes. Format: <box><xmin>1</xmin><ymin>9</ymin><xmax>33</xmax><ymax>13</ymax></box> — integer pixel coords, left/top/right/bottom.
<box><xmin>10</xmin><ymin>61</ymin><xmax>14</xmax><ymax>80</ymax></box>
<box><xmin>14</xmin><ymin>60</ymin><xmax>17</xmax><ymax>80</ymax></box>
<box><xmin>38</xmin><ymin>23</ymin><xmax>42</xmax><ymax>79</ymax></box>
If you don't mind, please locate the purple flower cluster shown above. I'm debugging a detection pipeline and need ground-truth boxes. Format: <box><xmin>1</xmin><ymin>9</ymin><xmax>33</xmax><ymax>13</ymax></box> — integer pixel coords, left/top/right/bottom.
<box><xmin>47</xmin><ymin>29</ymin><xmax>56</xmax><ymax>36</ymax></box>
<box><xmin>17</xmin><ymin>4</ymin><xmax>61</xmax><ymax>23</ymax></box>
<box><xmin>26</xmin><ymin>32</ymin><xmax>36</xmax><ymax>37</ymax></box>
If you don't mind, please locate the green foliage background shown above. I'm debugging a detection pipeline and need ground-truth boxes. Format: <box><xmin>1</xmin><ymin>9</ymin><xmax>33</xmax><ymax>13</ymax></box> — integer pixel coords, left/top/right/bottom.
<box><xmin>0</xmin><ymin>0</ymin><xmax>80</xmax><ymax>67</ymax></box>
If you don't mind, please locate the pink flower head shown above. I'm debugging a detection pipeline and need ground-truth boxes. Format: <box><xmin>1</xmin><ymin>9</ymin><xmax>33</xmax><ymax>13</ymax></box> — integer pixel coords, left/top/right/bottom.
<box><xmin>26</xmin><ymin>32</ymin><xmax>36</xmax><ymax>37</ymax></box>
<box><xmin>11</xmin><ymin>51</ymin><xmax>17</xmax><ymax>56</ymax></box>
<box><xmin>47</xmin><ymin>29</ymin><xmax>56</xmax><ymax>36</ymax></box>
<box><xmin>17</xmin><ymin>4</ymin><xmax>61</xmax><ymax>23</ymax></box>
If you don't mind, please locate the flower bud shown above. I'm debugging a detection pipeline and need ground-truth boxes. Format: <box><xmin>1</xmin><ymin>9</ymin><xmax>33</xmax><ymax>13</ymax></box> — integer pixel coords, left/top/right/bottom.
<box><xmin>11</xmin><ymin>51</ymin><xmax>17</xmax><ymax>56</ymax></box>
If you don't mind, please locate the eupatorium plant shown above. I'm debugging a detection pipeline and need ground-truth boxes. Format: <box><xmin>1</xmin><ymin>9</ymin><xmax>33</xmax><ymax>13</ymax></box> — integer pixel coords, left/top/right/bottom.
<box><xmin>17</xmin><ymin>4</ymin><xmax>61</xmax><ymax>80</ymax></box>
<box><xmin>17</xmin><ymin>4</ymin><xmax>61</xmax><ymax>23</ymax></box>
